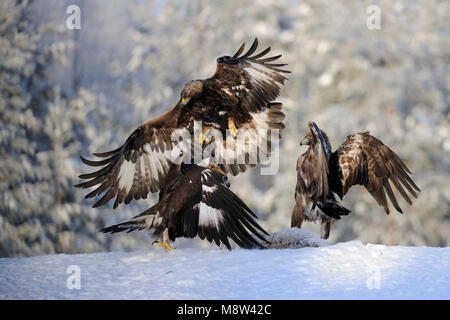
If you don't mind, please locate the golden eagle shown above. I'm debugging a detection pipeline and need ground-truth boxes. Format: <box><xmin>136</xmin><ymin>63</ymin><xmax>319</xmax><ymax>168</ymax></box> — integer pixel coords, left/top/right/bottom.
<box><xmin>76</xmin><ymin>39</ymin><xmax>288</xmax><ymax>248</ymax></box>
<box><xmin>102</xmin><ymin>164</ymin><xmax>269</xmax><ymax>250</ymax></box>
<box><xmin>76</xmin><ymin>38</ymin><xmax>288</xmax><ymax>209</ymax></box>
<box><xmin>292</xmin><ymin>121</ymin><xmax>420</xmax><ymax>239</ymax></box>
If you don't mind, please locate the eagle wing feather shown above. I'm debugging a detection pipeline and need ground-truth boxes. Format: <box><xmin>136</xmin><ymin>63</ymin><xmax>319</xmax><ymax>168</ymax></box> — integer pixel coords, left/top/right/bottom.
<box><xmin>335</xmin><ymin>133</ymin><xmax>420</xmax><ymax>214</ymax></box>
<box><xmin>75</xmin><ymin>124</ymin><xmax>179</xmax><ymax>209</ymax></box>
<box><xmin>193</xmin><ymin>168</ymin><xmax>269</xmax><ymax>249</ymax></box>
<box><xmin>101</xmin><ymin>166</ymin><xmax>269</xmax><ymax>250</ymax></box>
<box><xmin>212</xmin><ymin>38</ymin><xmax>290</xmax><ymax>113</ymax></box>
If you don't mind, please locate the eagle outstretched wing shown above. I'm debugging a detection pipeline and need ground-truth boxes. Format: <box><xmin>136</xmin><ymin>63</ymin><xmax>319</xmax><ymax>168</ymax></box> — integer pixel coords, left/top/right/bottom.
<box><xmin>332</xmin><ymin>132</ymin><xmax>421</xmax><ymax>214</ymax></box>
<box><xmin>77</xmin><ymin>39</ymin><xmax>290</xmax><ymax>209</ymax></box>
<box><xmin>195</xmin><ymin>168</ymin><xmax>269</xmax><ymax>249</ymax></box>
<box><xmin>102</xmin><ymin>166</ymin><xmax>269</xmax><ymax>250</ymax></box>
<box><xmin>75</xmin><ymin>123</ymin><xmax>179</xmax><ymax>209</ymax></box>
<box><xmin>210</xmin><ymin>38</ymin><xmax>290</xmax><ymax>113</ymax></box>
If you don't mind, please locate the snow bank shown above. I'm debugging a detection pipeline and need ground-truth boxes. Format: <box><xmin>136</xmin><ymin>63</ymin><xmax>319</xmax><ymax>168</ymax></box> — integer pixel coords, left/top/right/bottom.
<box><xmin>266</xmin><ymin>227</ymin><xmax>330</xmax><ymax>249</ymax></box>
<box><xmin>0</xmin><ymin>240</ymin><xmax>449</xmax><ymax>299</ymax></box>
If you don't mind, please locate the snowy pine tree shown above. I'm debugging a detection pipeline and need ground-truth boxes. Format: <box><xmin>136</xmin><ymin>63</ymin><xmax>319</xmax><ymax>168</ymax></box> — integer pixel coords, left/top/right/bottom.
<box><xmin>1</xmin><ymin>0</ymin><xmax>117</xmax><ymax>256</ymax></box>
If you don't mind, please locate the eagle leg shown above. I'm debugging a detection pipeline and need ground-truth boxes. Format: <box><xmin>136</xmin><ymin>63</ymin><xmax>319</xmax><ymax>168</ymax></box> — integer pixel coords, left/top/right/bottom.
<box><xmin>228</xmin><ymin>117</ymin><xmax>238</xmax><ymax>138</ymax></box>
<box><xmin>153</xmin><ymin>228</ymin><xmax>174</xmax><ymax>251</ymax></box>
<box><xmin>320</xmin><ymin>218</ymin><xmax>332</xmax><ymax>240</ymax></box>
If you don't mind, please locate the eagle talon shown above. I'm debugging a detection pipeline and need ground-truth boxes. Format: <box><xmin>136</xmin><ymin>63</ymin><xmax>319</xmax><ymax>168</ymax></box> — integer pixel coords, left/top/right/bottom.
<box><xmin>228</xmin><ymin>118</ymin><xmax>238</xmax><ymax>138</ymax></box>
<box><xmin>198</xmin><ymin>134</ymin><xmax>211</xmax><ymax>145</ymax></box>
<box><xmin>152</xmin><ymin>241</ymin><xmax>174</xmax><ymax>251</ymax></box>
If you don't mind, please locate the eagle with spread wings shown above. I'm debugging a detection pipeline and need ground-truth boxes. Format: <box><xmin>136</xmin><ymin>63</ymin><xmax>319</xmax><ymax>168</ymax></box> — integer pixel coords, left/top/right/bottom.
<box><xmin>292</xmin><ymin>121</ymin><xmax>420</xmax><ymax>239</ymax></box>
<box><xmin>102</xmin><ymin>164</ymin><xmax>269</xmax><ymax>250</ymax></box>
<box><xmin>76</xmin><ymin>39</ymin><xmax>288</xmax><ymax>249</ymax></box>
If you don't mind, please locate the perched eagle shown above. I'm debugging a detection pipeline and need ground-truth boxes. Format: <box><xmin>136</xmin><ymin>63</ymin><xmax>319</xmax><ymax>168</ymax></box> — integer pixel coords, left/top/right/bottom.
<box><xmin>102</xmin><ymin>164</ymin><xmax>269</xmax><ymax>250</ymax></box>
<box><xmin>76</xmin><ymin>39</ymin><xmax>288</xmax><ymax>248</ymax></box>
<box><xmin>292</xmin><ymin>121</ymin><xmax>420</xmax><ymax>239</ymax></box>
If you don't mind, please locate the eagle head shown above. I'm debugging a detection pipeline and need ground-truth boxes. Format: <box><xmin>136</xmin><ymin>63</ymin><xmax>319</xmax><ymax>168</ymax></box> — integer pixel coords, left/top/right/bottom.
<box><xmin>181</xmin><ymin>80</ymin><xmax>203</xmax><ymax>106</ymax></box>
<box><xmin>301</xmin><ymin>122</ymin><xmax>332</xmax><ymax>158</ymax></box>
<box><xmin>300</xmin><ymin>131</ymin><xmax>314</xmax><ymax>147</ymax></box>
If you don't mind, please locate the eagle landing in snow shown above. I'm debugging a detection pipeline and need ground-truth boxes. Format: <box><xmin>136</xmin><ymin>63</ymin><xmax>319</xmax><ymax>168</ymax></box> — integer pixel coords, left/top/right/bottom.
<box><xmin>76</xmin><ymin>39</ymin><xmax>289</xmax><ymax>250</ymax></box>
<box><xmin>102</xmin><ymin>164</ymin><xmax>269</xmax><ymax>250</ymax></box>
<box><xmin>292</xmin><ymin>121</ymin><xmax>420</xmax><ymax>239</ymax></box>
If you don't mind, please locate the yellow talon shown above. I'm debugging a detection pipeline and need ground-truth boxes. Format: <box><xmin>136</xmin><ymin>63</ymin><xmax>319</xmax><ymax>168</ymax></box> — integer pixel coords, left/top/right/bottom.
<box><xmin>198</xmin><ymin>134</ymin><xmax>211</xmax><ymax>145</ymax></box>
<box><xmin>156</xmin><ymin>242</ymin><xmax>174</xmax><ymax>251</ymax></box>
<box><xmin>228</xmin><ymin>118</ymin><xmax>238</xmax><ymax>138</ymax></box>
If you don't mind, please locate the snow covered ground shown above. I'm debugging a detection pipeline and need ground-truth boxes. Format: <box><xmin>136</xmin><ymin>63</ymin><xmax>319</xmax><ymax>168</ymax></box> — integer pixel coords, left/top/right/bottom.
<box><xmin>0</xmin><ymin>229</ymin><xmax>449</xmax><ymax>300</ymax></box>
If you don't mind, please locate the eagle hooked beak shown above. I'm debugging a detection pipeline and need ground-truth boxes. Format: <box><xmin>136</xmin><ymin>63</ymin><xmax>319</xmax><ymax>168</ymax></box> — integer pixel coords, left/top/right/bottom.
<box><xmin>181</xmin><ymin>97</ymin><xmax>191</xmax><ymax>106</ymax></box>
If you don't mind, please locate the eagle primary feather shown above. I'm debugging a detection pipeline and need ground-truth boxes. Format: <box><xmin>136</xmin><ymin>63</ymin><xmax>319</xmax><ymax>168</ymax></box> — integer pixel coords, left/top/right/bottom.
<box><xmin>210</xmin><ymin>38</ymin><xmax>290</xmax><ymax>114</ymax></box>
<box><xmin>75</xmin><ymin>106</ymin><xmax>184</xmax><ymax>209</ymax></box>
<box><xmin>332</xmin><ymin>132</ymin><xmax>420</xmax><ymax>214</ymax></box>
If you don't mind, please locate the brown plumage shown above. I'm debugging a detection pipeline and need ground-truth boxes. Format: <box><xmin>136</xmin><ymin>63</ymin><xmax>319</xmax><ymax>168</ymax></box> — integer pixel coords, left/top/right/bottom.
<box><xmin>292</xmin><ymin>121</ymin><xmax>420</xmax><ymax>239</ymax></box>
<box><xmin>75</xmin><ymin>39</ymin><xmax>287</xmax><ymax>249</ymax></box>
<box><xmin>76</xmin><ymin>39</ymin><xmax>288</xmax><ymax>209</ymax></box>
<box><xmin>75</xmin><ymin>106</ymin><xmax>186</xmax><ymax>209</ymax></box>
<box><xmin>181</xmin><ymin>38</ymin><xmax>290</xmax><ymax>175</ymax></box>
<box><xmin>102</xmin><ymin>164</ymin><xmax>269</xmax><ymax>250</ymax></box>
